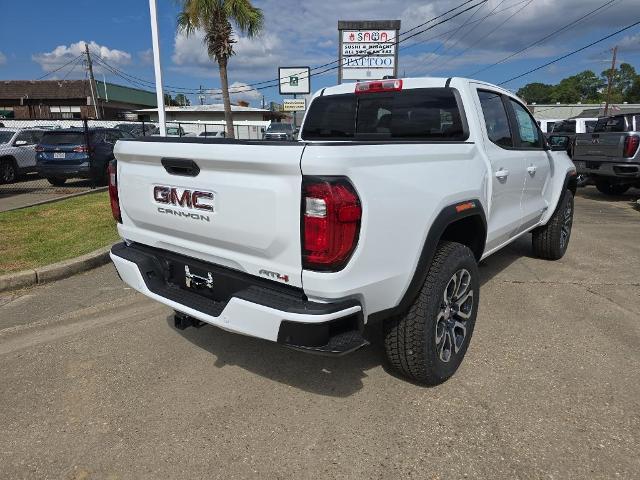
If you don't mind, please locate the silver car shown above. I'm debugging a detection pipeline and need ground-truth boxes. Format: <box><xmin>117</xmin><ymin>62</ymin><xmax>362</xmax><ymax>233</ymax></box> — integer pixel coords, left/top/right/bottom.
<box><xmin>0</xmin><ymin>128</ymin><xmax>47</xmax><ymax>184</ymax></box>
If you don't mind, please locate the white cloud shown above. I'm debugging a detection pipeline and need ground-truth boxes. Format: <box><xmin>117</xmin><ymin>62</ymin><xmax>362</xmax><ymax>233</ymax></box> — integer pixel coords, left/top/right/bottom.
<box><xmin>0</xmin><ymin>51</ymin><xmax>6</xmax><ymax>66</ymax></box>
<box><xmin>228</xmin><ymin>82</ymin><xmax>262</xmax><ymax>103</ymax></box>
<box><xmin>618</xmin><ymin>33</ymin><xmax>640</xmax><ymax>53</ymax></box>
<box><xmin>169</xmin><ymin>0</ymin><xmax>640</xmax><ymax>89</ymax></box>
<box><xmin>32</xmin><ymin>40</ymin><xmax>132</xmax><ymax>72</ymax></box>
<box><xmin>138</xmin><ymin>48</ymin><xmax>153</xmax><ymax>65</ymax></box>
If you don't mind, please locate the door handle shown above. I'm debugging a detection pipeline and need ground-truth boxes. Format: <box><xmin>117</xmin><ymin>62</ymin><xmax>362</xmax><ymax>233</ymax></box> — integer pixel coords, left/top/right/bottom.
<box><xmin>527</xmin><ymin>165</ymin><xmax>537</xmax><ymax>175</ymax></box>
<box><xmin>495</xmin><ymin>168</ymin><xmax>509</xmax><ymax>179</ymax></box>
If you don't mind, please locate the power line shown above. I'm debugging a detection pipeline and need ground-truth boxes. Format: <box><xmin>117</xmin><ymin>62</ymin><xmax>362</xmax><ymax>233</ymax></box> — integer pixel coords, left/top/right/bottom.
<box><xmin>36</xmin><ymin>54</ymin><xmax>84</xmax><ymax>80</ymax></box>
<box><xmin>90</xmin><ymin>0</ymin><xmax>488</xmax><ymax>96</ymax></box>
<box><xmin>423</xmin><ymin>0</ymin><xmax>534</xmax><ymax>76</ymax></box>
<box><xmin>416</xmin><ymin>0</ymin><xmax>491</xmax><ymax>74</ymax></box>
<box><xmin>498</xmin><ymin>20</ymin><xmax>640</xmax><ymax>85</ymax></box>
<box><xmin>470</xmin><ymin>0</ymin><xmax>619</xmax><ymax>77</ymax></box>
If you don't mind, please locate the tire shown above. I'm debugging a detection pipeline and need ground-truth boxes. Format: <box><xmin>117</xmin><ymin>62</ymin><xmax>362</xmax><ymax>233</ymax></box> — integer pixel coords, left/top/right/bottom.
<box><xmin>595</xmin><ymin>180</ymin><xmax>629</xmax><ymax>196</ymax></box>
<box><xmin>532</xmin><ymin>189</ymin><xmax>574</xmax><ymax>260</ymax></box>
<box><xmin>47</xmin><ymin>177</ymin><xmax>67</xmax><ymax>186</ymax></box>
<box><xmin>0</xmin><ymin>158</ymin><xmax>17</xmax><ymax>184</ymax></box>
<box><xmin>384</xmin><ymin>241</ymin><xmax>479</xmax><ymax>385</ymax></box>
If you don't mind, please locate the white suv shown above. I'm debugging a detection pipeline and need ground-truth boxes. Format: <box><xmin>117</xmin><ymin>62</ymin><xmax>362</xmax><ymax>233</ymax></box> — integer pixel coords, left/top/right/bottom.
<box><xmin>0</xmin><ymin>128</ymin><xmax>47</xmax><ymax>183</ymax></box>
<box><xmin>109</xmin><ymin>77</ymin><xmax>576</xmax><ymax>384</ymax></box>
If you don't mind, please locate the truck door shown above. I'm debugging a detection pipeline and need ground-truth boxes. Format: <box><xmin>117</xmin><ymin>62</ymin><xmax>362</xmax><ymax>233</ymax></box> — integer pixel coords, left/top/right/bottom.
<box><xmin>506</xmin><ymin>98</ymin><xmax>551</xmax><ymax>231</ymax></box>
<box><xmin>475</xmin><ymin>88</ymin><xmax>527</xmax><ymax>251</ymax></box>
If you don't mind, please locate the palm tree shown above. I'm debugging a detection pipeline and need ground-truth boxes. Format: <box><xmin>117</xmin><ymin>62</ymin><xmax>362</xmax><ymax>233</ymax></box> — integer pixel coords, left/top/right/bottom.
<box><xmin>177</xmin><ymin>0</ymin><xmax>263</xmax><ymax>139</ymax></box>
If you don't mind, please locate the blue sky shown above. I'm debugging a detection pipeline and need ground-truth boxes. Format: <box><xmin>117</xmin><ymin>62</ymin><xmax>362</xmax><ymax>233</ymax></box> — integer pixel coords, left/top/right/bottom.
<box><xmin>1</xmin><ymin>0</ymin><xmax>639</xmax><ymax>106</ymax></box>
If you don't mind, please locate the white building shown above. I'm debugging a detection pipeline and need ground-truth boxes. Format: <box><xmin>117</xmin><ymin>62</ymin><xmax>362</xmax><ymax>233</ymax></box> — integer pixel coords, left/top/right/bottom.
<box><xmin>136</xmin><ymin>104</ymin><xmax>289</xmax><ymax>139</ymax></box>
<box><xmin>530</xmin><ymin>103</ymin><xmax>640</xmax><ymax>120</ymax></box>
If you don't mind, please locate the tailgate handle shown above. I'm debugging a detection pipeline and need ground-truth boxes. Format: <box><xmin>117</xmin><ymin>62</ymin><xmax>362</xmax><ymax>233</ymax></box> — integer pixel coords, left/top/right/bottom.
<box><xmin>161</xmin><ymin>158</ymin><xmax>200</xmax><ymax>177</ymax></box>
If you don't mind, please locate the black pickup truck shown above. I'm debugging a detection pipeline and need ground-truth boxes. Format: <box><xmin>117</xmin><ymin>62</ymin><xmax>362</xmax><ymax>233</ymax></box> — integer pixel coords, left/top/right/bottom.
<box><xmin>573</xmin><ymin>113</ymin><xmax>640</xmax><ymax>195</ymax></box>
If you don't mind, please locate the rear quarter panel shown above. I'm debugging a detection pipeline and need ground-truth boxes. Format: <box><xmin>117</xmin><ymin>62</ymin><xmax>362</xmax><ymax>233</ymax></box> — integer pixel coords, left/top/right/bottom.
<box><xmin>300</xmin><ymin>141</ymin><xmax>486</xmax><ymax>318</ymax></box>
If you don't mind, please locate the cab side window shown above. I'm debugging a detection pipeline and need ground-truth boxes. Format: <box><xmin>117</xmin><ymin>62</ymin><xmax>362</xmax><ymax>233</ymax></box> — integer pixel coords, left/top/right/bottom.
<box><xmin>478</xmin><ymin>90</ymin><xmax>513</xmax><ymax>148</ymax></box>
<box><xmin>509</xmin><ymin>99</ymin><xmax>543</xmax><ymax>149</ymax></box>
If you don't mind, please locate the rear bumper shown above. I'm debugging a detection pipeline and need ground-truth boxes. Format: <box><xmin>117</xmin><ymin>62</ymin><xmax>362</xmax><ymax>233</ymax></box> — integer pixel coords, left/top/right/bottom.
<box><xmin>573</xmin><ymin>159</ymin><xmax>640</xmax><ymax>178</ymax></box>
<box><xmin>36</xmin><ymin>162</ymin><xmax>91</xmax><ymax>178</ymax></box>
<box><xmin>110</xmin><ymin>242</ymin><xmax>367</xmax><ymax>355</ymax></box>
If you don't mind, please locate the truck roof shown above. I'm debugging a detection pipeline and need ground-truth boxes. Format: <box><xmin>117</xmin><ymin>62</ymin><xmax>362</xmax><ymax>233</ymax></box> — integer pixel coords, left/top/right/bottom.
<box><xmin>318</xmin><ymin>77</ymin><xmax>516</xmax><ymax>99</ymax></box>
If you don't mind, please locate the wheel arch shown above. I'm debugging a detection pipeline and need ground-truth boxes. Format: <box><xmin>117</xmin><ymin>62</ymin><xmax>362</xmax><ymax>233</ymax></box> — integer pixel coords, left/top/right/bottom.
<box><xmin>368</xmin><ymin>199</ymin><xmax>487</xmax><ymax>324</ymax></box>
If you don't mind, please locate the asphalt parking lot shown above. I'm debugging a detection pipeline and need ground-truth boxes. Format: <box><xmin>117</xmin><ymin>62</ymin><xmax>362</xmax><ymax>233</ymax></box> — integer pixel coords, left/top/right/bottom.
<box><xmin>0</xmin><ymin>186</ymin><xmax>639</xmax><ymax>479</ymax></box>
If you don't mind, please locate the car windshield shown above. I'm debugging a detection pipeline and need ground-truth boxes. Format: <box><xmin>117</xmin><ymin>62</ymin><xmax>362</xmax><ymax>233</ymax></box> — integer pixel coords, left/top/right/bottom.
<box><xmin>594</xmin><ymin>115</ymin><xmax>628</xmax><ymax>132</ymax></box>
<box><xmin>267</xmin><ymin>123</ymin><xmax>292</xmax><ymax>132</ymax></box>
<box><xmin>40</xmin><ymin>131</ymin><xmax>85</xmax><ymax>145</ymax></box>
<box><xmin>552</xmin><ymin>120</ymin><xmax>576</xmax><ymax>133</ymax></box>
<box><xmin>0</xmin><ymin>131</ymin><xmax>15</xmax><ymax>143</ymax></box>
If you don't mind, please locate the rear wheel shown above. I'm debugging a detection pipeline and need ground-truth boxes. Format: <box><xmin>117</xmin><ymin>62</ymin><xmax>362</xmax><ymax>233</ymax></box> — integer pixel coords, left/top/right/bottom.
<box><xmin>0</xmin><ymin>158</ymin><xmax>17</xmax><ymax>184</ymax></box>
<box><xmin>595</xmin><ymin>180</ymin><xmax>629</xmax><ymax>196</ymax></box>
<box><xmin>47</xmin><ymin>177</ymin><xmax>66</xmax><ymax>186</ymax></box>
<box><xmin>532</xmin><ymin>189</ymin><xmax>574</xmax><ymax>260</ymax></box>
<box><xmin>384</xmin><ymin>241</ymin><xmax>479</xmax><ymax>385</ymax></box>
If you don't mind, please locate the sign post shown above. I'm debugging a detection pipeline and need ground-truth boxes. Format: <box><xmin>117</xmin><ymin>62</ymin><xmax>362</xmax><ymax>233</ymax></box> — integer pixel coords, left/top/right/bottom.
<box><xmin>338</xmin><ymin>20</ymin><xmax>400</xmax><ymax>83</ymax></box>
<box><xmin>278</xmin><ymin>66</ymin><xmax>311</xmax><ymax>132</ymax></box>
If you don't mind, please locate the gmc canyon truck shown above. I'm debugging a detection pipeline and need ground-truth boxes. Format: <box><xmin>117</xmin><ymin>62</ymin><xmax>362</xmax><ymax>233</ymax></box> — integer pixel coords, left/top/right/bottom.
<box><xmin>573</xmin><ymin>113</ymin><xmax>640</xmax><ymax>195</ymax></box>
<box><xmin>109</xmin><ymin>77</ymin><xmax>576</xmax><ymax>385</ymax></box>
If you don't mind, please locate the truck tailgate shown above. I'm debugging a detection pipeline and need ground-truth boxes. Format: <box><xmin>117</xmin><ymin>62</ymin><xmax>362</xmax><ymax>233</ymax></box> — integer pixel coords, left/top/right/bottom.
<box><xmin>574</xmin><ymin>133</ymin><xmax>624</xmax><ymax>160</ymax></box>
<box><xmin>114</xmin><ymin>139</ymin><xmax>305</xmax><ymax>287</ymax></box>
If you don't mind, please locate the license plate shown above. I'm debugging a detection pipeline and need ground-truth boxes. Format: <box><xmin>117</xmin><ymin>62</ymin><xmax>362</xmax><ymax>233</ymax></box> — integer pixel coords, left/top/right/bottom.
<box><xmin>573</xmin><ymin>161</ymin><xmax>586</xmax><ymax>170</ymax></box>
<box><xmin>53</xmin><ymin>152</ymin><xmax>65</xmax><ymax>159</ymax></box>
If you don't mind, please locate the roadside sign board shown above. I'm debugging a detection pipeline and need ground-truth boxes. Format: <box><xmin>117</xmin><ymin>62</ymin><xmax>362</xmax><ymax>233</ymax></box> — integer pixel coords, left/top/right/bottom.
<box><xmin>338</xmin><ymin>20</ymin><xmax>400</xmax><ymax>82</ymax></box>
<box><xmin>282</xmin><ymin>99</ymin><xmax>306</xmax><ymax>112</ymax></box>
<box><xmin>278</xmin><ymin>67</ymin><xmax>311</xmax><ymax>95</ymax></box>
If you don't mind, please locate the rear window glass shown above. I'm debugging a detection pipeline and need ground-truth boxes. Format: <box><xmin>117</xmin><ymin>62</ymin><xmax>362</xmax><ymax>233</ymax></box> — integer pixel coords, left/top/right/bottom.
<box><xmin>302</xmin><ymin>88</ymin><xmax>466</xmax><ymax>141</ymax></box>
<box><xmin>552</xmin><ymin>120</ymin><xmax>576</xmax><ymax>133</ymax></box>
<box><xmin>40</xmin><ymin>132</ymin><xmax>85</xmax><ymax>145</ymax></box>
<box><xmin>594</xmin><ymin>116</ymin><xmax>628</xmax><ymax>133</ymax></box>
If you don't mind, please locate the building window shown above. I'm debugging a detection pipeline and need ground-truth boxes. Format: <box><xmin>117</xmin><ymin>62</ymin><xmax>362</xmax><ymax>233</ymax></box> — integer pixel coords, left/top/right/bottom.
<box><xmin>50</xmin><ymin>106</ymin><xmax>82</xmax><ymax>119</ymax></box>
<box><xmin>0</xmin><ymin>106</ymin><xmax>14</xmax><ymax>119</ymax></box>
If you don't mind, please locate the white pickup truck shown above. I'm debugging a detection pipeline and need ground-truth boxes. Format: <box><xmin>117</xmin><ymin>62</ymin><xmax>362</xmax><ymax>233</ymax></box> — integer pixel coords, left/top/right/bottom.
<box><xmin>109</xmin><ymin>77</ymin><xmax>576</xmax><ymax>385</ymax></box>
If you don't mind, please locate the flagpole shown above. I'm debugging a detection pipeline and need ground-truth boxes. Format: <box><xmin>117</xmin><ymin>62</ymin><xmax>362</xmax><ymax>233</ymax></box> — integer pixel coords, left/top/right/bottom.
<box><xmin>148</xmin><ymin>0</ymin><xmax>167</xmax><ymax>136</ymax></box>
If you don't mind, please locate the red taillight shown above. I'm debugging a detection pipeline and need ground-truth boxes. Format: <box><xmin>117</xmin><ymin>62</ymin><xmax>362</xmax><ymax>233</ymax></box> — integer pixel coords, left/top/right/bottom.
<box><xmin>35</xmin><ymin>145</ymin><xmax>44</xmax><ymax>152</ymax></box>
<box><xmin>73</xmin><ymin>145</ymin><xmax>89</xmax><ymax>153</ymax></box>
<box><xmin>623</xmin><ymin>135</ymin><xmax>639</xmax><ymax>158</ymax></box>
<box><xmin>108</xmin><ymin>161</ymin><xmax>122</xmax><ymax>223</ymax></box>
<box><xmin>302</xmin><ymin>177</ymin><xmax>362</xmax><ymax>271</ymax></box>
<box><xmin>355</xmin><ymin>79</ymin><xmax>402</xmax><ymax>94</ymax></box>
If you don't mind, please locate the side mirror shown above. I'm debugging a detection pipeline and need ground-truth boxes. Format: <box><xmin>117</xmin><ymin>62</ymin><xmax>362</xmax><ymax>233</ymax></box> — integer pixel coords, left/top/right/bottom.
<box><xmin>547</xmin><ymin>134</ymin><xmax>570</xmax><ymax>151</ymax></box>
<box><xmin>14</xmin><ymin>140</ymin><xmax>28</xmax><ymax>146</ymax></box>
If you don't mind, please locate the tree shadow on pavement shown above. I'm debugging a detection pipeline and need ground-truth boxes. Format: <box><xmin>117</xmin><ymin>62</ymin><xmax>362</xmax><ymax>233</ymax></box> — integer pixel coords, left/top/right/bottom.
<box><xmin>170</xmin><ymin>236</ymin><xmax>531</xmax><ymax>396</ymax></box>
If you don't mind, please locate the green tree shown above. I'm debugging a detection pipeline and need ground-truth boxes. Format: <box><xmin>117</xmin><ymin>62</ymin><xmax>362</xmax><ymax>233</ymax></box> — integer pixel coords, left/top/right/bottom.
<box><xmin>174</xmin><ymin>93</ymin><xmax>191</xmax><ymax>106</ymax></box>
<box><xmin>177</xmin><ymin>0</ymin><xmax>263</xmax><ymax>139</ymax></box>
<box><xmin>516</xmin><ymin>82</ymin><xmax>554</xmax><ymax>103</ymax></box>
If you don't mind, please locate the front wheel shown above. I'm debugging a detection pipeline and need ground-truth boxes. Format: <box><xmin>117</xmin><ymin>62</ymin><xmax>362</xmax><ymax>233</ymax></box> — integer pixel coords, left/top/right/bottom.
<box><xmin>384</xmin><ymin>241</ymin><xmax>479</xmax><ymax>385</ymax></box>
<box><xmin>532</xmin><ymin>189</ymin><xmax>574</xmax><ymax>260</ymax></box>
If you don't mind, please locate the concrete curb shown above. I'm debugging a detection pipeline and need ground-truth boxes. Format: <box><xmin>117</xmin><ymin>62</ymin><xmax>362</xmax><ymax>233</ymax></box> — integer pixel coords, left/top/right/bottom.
<box><xmin>1</xmin><ymin>186</ymin><xmax>108</xmax><ymax>213</ymax></box>
<box><xmin>0</xmin><ymin>245</ymin><xmax>113</xmax><ymax>293</ymax></box>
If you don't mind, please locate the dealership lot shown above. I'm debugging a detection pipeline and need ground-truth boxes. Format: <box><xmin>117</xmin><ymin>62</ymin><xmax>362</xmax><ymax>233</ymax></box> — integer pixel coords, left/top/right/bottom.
<box><xmin>0</xmin><ymin>187</ymin><xmax>638</xmax><ymax>479</ymax></box>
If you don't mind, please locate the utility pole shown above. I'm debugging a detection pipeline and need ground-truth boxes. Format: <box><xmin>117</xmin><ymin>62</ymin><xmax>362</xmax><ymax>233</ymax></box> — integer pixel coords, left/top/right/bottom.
<box><xmin>148</xmin><ymin>0</ymin><xmax>167</xmax><ymax>136</ymax></box>
<box><xmin>604</xmin><ymin>45</ymin><xmax>618</xmax><ymax>117</ymax></box>
<box><xmin>84</xmin><ymin>43</ymin><xmax>101</xmax><ymax>119</ymax></box>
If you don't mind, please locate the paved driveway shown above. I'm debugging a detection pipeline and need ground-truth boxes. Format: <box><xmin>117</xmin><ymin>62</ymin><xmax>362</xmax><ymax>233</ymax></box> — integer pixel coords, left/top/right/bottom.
<box><xmin>0</xmin><ymin>187</ymin><xmax>639</xmax><ymax>479</ymax></box>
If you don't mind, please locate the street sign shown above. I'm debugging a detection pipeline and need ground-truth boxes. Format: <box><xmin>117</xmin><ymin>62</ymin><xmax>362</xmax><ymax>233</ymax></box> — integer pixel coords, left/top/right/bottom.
<box><xmin>338</xmin><ymin>20</ymin><xmax>400</xmax><ymax>83</ymax></box>
<box><xmin>278</xmin><ymin>67</ymin><xmax>311</xmax><ymax>94</ymax></box>
<box><xmin>282</xmin><ymin>99</ymin><xmax>306</xmax><ymax>112</ymax></box>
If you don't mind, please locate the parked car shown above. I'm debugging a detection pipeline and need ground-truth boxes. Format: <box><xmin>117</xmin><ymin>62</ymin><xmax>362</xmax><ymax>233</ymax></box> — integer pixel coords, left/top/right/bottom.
<box><xmin>35</xmin><ymin>128</ymin><xmax>132</xmax><ymax>186</ymax></box>
<box><xmin>109</xmin><ymin>77</ymin><xmax>576</xmax><ymax>385</ymax></box>
<box><xmin>573</xmin><ymin>113</ymin><xmax>640</xmax><ymax>195</ymax></box>
<box><xmin>198</xmin><ymin>131</ymin><xmax>226</xmax><ymax>138</ymax></box>
<box><xmin>0</xmin><ymin>127</ymin><xmax>47</xmax><ymax>184</ymax></box>
<box><xmin>262</xmin><ymin>122</ymin><xmax>296</xmax><ymax>141</ymax></box>
<box><xmin>551</xmin><ymin>118</ymin><xmax>598</xmax><ymax>135</ymax></box>
<box><xmin>115</xmin><ymin>123</ymin><xmax>159</xmax><ymax>137</ymax></box>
